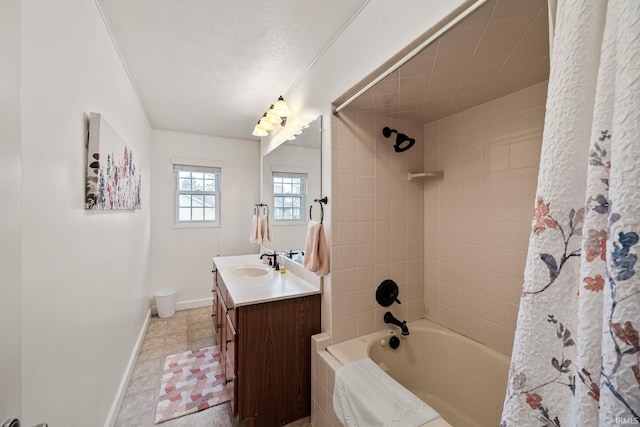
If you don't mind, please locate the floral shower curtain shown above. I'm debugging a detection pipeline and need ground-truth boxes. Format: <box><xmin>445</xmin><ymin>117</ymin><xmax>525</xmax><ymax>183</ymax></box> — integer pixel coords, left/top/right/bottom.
<box><xmin>501</xmin><ymin>0</ymin><xmax>640</xmax><ymax>426</ymax></box>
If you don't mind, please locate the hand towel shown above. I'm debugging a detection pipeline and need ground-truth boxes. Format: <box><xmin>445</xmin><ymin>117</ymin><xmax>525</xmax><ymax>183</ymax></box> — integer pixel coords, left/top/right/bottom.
<box><xmin>316</xmin><ymin>222</ymin><xmax>329</xmax><ymax>276</ymax></box>
<box><xmin>260</xmin><ymin>214</ymin><xmax>271</xmax><ymax>243</ymax></box>
<box><xmin>249</xmin><ymin>214</ymin><xmax>262</xmax><ymax>244</ymax></box>
<box><xmin>303</xmin><ymin>220</ymin><xmax>330</xmax><ymax>276</ymax></box>
<box><xmin>333</xmin><ymin>358</ymin><xmax>440</xmax><ymax>427</ymax></box>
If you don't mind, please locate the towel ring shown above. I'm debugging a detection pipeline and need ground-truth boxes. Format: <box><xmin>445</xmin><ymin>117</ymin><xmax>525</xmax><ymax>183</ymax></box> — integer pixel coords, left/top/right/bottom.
<box><xmin>309</xmin><ymin>197</ymin><xmax>328</xmax><ymax>224</ymax></box>
<box><xmin>254</xmin><ymin>203</ymin><xmax>269</xmax><ymax>217</ymax></box>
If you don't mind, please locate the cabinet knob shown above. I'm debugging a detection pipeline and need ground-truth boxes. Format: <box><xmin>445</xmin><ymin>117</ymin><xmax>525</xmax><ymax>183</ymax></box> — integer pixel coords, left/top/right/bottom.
<box><xmin>216</xmin><ymin>323</ymin><xmax>221</xmax><ymax>330</ymax></box>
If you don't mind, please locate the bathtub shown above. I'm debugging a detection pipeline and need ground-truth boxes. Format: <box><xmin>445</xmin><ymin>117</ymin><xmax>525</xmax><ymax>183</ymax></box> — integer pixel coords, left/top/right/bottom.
<box><xmin>326</xmin><ymin>318</ymin><xmax>510</xmax><ymax>427</ymax></box>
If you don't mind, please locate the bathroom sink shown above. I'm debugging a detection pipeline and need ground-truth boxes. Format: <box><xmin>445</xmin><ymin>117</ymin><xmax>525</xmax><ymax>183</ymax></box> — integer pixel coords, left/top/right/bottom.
<box><xmin>230</xmin><ymin>265</ymin><xmax>271</xmax><ymax>278</ymax></box>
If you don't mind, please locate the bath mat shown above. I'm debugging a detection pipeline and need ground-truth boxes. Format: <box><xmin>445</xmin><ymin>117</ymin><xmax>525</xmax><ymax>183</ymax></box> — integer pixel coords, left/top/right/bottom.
<box><xmin>154</xmin><ymin>345</ymin><xmax>230</xmax><ymax>424</ymax></box>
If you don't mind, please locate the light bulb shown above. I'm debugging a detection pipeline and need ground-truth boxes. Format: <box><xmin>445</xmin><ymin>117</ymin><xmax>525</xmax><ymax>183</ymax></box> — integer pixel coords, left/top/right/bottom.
<box><xmin>252</xmin><ymin>121</ymin><xmax>268</xmax><ymax>137</ymax></box>
<box><xmin>259</xmin><ymin>114</ymin><xmax>274</xmax><ymax>131</ymax></box>
<box><xmin>273</xmin><ymin>96</ymin><xmax>290</xmax><ymax>117</ymax></box>
<box><xmin>266</xmin><ymin>106</ymin><xmax>281</xmax><ymax>125</ymax></box>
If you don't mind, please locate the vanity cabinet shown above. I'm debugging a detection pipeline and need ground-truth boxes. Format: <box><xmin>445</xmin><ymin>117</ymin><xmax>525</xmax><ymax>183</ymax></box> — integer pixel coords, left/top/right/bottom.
<box><xmin>212</xmin><ymin>265</ymin><xmax>321</xmax><ymax>427</ymax></box>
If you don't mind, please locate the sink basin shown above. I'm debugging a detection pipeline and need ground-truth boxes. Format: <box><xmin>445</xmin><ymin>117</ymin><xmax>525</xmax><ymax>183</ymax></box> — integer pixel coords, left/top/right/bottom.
<box><xmin>230</xmin><ymin>265</ymin><xmax>271</xmax><ymax>278</ymax></box>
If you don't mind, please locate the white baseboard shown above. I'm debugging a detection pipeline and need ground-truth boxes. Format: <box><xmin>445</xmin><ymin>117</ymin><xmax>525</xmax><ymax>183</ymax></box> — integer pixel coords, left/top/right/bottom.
<box><xmin>176</xmin><ymin>297</ymin><xmax>213</xmax><ymax>311</ymax></box>
<box><xmin>150</xmin><ymin>297</ymin><xmax>213</xmax><ymax>316</ymax></box>
<box><xmin>104</xmin><ymin>308</ymin><xmax>151</xmax><ymax>427</ymax></box>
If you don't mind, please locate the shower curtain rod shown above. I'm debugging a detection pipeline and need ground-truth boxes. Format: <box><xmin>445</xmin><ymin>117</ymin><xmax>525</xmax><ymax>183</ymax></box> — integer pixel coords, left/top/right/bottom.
<box><xmin>333</xmin><ymin>0</ymin><xmax>488</xmax><ymax>115</ymax></box>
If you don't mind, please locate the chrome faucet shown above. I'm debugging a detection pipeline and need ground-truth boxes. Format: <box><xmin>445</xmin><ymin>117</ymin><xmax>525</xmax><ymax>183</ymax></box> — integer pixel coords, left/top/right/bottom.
<box><xmin>384</xmin><ymin>311</ymin><xmax>409</xmax><ymax>336</ymax></box>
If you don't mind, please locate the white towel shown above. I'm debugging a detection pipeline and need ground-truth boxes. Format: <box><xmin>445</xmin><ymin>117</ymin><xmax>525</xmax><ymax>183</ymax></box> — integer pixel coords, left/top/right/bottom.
<box><xmin>303</xmin><ymin>220</ymin><xmax>329</xmax><ymax>276</ymax></box>
<box><xmin>249</xmin><ymin>214</ymin><xmax>262</xmax><ymax>244</ymax></box>
<box><xmin>333</xmin><ymin>358</ymin><xmax>440</xmax><ymax>427</ymax></box>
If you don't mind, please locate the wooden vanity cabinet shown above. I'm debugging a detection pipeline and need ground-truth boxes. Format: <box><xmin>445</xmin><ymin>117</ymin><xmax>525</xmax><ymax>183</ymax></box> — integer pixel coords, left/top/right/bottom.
<box><xmin>212</xmin><ymin>266</ymin><xmax>321</xmax><ymax>427</ymax></box>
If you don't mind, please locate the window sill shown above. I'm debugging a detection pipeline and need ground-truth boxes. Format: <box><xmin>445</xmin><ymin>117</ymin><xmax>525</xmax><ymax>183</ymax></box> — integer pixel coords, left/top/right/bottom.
<box><xmin>172</xmin><ymin>222</ymin><xmax>221</xmax><ymax>229</ymax></box>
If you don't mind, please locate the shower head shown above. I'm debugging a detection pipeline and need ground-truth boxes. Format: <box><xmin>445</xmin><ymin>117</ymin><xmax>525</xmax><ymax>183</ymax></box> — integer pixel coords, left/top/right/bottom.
<box><xmin>382</xmin><ymin>126</ymin><xmax>415</xmax><ymax>153</ymax></box>
<box><xmin>394</xmin><ymin>133</ymin><xmax>415</xmax><ymax>153</ymax></box>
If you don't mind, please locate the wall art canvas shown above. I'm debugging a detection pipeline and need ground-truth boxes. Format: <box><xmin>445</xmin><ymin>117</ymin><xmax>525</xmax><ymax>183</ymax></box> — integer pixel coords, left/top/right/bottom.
<box><xmin>85</xmin><ymin>112</ymin><xmax>141</xmax><ymax>210</ymax></box>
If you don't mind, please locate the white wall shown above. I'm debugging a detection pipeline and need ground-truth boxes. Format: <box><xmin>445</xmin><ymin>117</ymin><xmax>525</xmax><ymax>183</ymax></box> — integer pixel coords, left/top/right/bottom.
<box><xmin>0</xmin><ymin>0</ymin><xmax>22</xmax><ymax>422</ymax></box>
<box><xmin>151</xmin><ymin>130</ymin><xmax>260</xmax><ymax>303</ymax></box>
<box><xmin>20</xmin><ymin>0</ymin><xmax>152</xmax><ymax>425</ymax></box>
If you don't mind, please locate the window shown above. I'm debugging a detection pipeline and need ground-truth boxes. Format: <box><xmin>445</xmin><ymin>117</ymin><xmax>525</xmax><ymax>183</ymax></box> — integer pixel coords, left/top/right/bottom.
<box><xmin>174</xmin><ymin>164</ymin><xmax>220</xmax><ymax>225</ymax></box>
<box><xmin>273</xmin><ymin>172</ymin><xmax>307</xmax><ymax>221</ymax></box>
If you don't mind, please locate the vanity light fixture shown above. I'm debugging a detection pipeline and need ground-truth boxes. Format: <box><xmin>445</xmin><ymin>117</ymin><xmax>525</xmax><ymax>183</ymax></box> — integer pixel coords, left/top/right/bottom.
<box><xmin>252</xmin><ymin>95</ymin><xmax>290</xmax><ymax>137</ymax></box>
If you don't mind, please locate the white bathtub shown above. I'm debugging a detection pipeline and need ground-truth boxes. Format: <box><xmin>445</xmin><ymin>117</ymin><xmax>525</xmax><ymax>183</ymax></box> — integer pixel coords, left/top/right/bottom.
<box><xmin>326</xmin><ymin>319</ymin><xmax>510</xmax><ymax>427</ymax></box>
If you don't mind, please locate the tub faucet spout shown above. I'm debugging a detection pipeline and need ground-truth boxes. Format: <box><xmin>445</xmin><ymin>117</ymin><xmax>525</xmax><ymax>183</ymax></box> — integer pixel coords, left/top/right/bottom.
<box><xmin>384</xmin><ymin>311</ymin><xmax>409</xmax><ymax>336</ymax></box>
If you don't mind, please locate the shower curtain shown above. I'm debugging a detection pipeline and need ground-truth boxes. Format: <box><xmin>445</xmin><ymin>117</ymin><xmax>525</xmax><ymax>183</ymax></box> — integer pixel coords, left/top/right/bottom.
<box><xmin>501</xmin><ymin>0</ymin><xmax>640</xmax><ymax>426</ymax></box>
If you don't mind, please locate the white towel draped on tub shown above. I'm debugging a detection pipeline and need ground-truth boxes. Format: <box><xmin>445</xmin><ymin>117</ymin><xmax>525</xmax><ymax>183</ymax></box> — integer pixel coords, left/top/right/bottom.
<box><xmin>333</xmin><ymin>358</ymin><xmax>440</xmax><ymax>427</ymax></box>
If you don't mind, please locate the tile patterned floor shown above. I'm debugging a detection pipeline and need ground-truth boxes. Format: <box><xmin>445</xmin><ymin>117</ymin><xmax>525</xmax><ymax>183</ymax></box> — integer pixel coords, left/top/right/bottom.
<box><xmin>115</xmin><ymin>306</ymin><xmax>311</xmax><ymax>427</ymax></box>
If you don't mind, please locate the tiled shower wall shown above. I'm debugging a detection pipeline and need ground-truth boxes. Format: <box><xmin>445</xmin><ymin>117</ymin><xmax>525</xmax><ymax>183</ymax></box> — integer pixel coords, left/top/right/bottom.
<box><xmin>330</xmin><ymin>108</ymin><xmax>425</xmax><ymax>344</ymax></box>
<box><xmin>423</xmin><ymin>81</ymin><xmax>548</xmax><ymax>354</ymax></box>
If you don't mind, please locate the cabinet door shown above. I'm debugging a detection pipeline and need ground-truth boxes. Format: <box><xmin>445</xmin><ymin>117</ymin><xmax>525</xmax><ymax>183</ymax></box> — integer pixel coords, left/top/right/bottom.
<box><xmin>214</xmin><ymin>287</ymin><xmax>224</xmax><ymax>349</ymax></box>
<box><xmin>225</xmin><ymin>312</ymin><xmax>237</xmax><ymax>414</ymax></box>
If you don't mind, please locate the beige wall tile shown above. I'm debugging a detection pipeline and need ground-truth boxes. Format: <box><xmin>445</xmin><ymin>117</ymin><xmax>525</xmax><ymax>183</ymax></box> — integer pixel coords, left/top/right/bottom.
<box><xmin>357</xmin><ymin>310</ymin><xmax>377</xmax><ymax>335</ymax></box>
<box><xmin>357</xmin><ymin>176</ymin><xmax>375</xmax><ymax>197</ymax></box>
<box><xmin>510</xmin><ymin>139</ymin><xmax>542</xmax><ymax>169</ymax></box>
<box><xmin>331</xmin><ymin>84</ymin><xmax>543</xmax><ymax>357</ymax></box>
<box><xmin>440</xmin><ymin>113</ymin><xmax>460</xmax><ymax>136</ymax></box>
<box><xmin>509</xmin><ymin>81</ymin><xmax>548</xmax><ymax>114</ymax></box>
<box><xmin>331</xmin><ymin>315</ymin><xmax>357</xmax><ymax>344</ymax></box>
<box><xmin>357</xmin><ymin>266</ymin><xmax>375</xmax><ymax>290</ymax></box>
<box><xmin>440</xmin><ymin>262</ymin><xmax>460</xmax><ymax>286</ymax></box>
<box><xmin>334</xmin><ymin>221</ymin><xmax>357</xmax><ymax>246</ymax></box>
<box><xmin>357</xmin><ymin>243</ymin><xmax>375</xmax><ymax>267</ymax></box>
<box><xmin>440</xmin><ymin>284</ymin><xmax>460</xmax><ymax>309</ymax></box>
<box><xmin>482</xmin><ymin>95</ymin><xmax>510</xmax><ymax>122</ymax></box>
<box><xmin>337</xmin><ymin>150</ymin><xmax>357</xmax><ymax>175</ymax></box>
<box><xmin>331</xmin><ymin>268</ymin><xmax>357</xmax><ymax>295</ymax></box>
<box><xmin>482</xmin><ymin>118</ymin><xmax>510</xmax><ymax>147</ymax></box>
<box><xmin>420</xmin><ymin>82</ymin><xmax>545</xmax><ymax>355</ymax></box>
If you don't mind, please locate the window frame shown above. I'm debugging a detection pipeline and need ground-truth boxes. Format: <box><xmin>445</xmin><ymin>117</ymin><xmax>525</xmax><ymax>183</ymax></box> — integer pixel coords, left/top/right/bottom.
<box><xmin>272</xmin><ymin>171</ymin><xmax>307</xmax><ymax>224</ymax></box>
<box><xmin>173</xmin><ymin>163</ymin><xmax>221</xmax><ymax>228</ymax></box>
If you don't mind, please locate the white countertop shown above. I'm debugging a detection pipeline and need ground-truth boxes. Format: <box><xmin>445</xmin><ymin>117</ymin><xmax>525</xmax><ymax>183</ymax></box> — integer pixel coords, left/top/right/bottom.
<box><xmin>213</xmin><ymin>254</ymin><xmax>321</xmax><ymax>307</ymax></box>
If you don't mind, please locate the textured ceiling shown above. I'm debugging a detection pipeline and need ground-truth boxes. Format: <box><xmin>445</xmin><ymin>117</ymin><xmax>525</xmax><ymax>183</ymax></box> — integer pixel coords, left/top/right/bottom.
<box><xmin>97</xmin><ymin>0</ymin><xmax>368</xmax><ymax>139</ymax></box>
<box><xmin>343</xmin><ymin>0</ymin><xmax>550</xmax><ymax>124</ymax></box>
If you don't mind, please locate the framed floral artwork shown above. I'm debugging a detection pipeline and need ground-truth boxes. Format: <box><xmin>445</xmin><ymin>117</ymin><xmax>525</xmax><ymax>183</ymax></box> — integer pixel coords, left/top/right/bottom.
<box><xmin>85</xmin><ymin>112</ymin><xmax>141</xmax><ymax>210</ymax></box>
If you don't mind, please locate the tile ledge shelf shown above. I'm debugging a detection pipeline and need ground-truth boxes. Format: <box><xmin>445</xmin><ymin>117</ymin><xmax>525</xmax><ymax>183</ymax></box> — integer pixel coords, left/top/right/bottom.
<box><xmin>408</xmin><ymin>171</ymin><xmax>444</xmax><ymax>181</ymax></box>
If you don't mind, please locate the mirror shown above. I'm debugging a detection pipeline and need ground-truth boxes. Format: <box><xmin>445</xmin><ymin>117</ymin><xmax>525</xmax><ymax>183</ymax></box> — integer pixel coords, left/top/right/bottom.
<box><xmin>261</xmin><ymin>116</ymin><xmax>322</xmax><ymax>255</ymax></box>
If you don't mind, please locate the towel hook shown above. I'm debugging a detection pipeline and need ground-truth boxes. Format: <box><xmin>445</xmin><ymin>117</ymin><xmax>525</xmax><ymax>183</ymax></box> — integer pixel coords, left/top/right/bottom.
<box><xmin>309</xmin><ymin>197</ymin><xmax>328</xmax><ymax>224</ymax></box>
